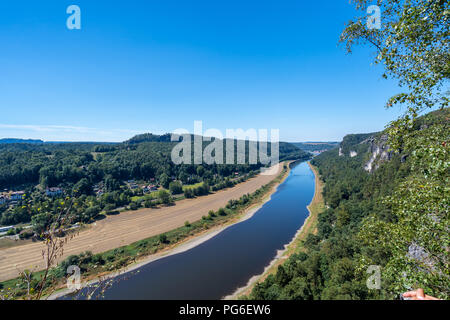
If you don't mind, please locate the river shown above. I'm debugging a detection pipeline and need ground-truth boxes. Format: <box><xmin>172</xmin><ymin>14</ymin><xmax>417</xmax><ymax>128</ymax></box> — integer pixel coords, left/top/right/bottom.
<box><xmin>73</xmin><ymin>161</ymin><xmax>314</xmax><ymax>300</ymax></box>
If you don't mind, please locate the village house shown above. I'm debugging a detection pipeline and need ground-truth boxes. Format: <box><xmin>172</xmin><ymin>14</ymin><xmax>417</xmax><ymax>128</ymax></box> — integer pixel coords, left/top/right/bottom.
<box><xmin>126</xmin><ymin>180</ymin><xmax>139</xmax><ymax>190</ymax></box>
<box><xmin>45</xmin><ymin>187</ymin><xmax>63</xmax><ymax>197</ymax></box>
<box><xmin>93</xmin><ymin>182</ymin><xmax>104</xmax><ymax>196</ymax></box>
<box><xmin>10</xmin><ymin>191</ymin><xmax>25</xmax><ymax>201</ymax></box>
<box><xmin>143</xmin><ymin>185</ymin><xmax>158</xmax><ymax>194</ymax></box>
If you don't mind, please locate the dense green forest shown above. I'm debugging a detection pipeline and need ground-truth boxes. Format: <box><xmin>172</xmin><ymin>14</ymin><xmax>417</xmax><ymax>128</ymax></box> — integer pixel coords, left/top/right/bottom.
<box><xmin>247</xmin><ymin>109</ymin><xmax>448</xmax><ymax>300</ymax></box>
<box><xmin>0</xmin><ymin>136</ymin><xmax>307</xmax><ymax>190</ymax></box>
<box><xmin>0</xmin><ymin>135</ymin><xmax>309</xmax><ymax>228</ymax></box>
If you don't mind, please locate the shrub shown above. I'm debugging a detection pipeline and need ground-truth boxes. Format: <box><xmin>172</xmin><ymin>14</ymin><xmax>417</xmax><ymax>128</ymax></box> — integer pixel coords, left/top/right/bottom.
<box><xmin>129</xmin><ymin>202</ymin><xmax>139</xmax><ymax>210</ymax></box>
<box><xmin>144</xmin><ymin>199</ymin><xmax>154</xmax><ymax>208</ymax></box>
<box><xmin>184</xmin><ymin>188</ymin><xmax>194</xmax><ymax>198</ymax></box>
<box><xmin>169</xmin><ymin>181</ymin><xmax>183</xmax><ymax>195</ymax></box>
<box><xmin>159</xmin><ymin>234</ymin><xmax>168</xmax><ymax>244</ymax></box>
<box><xmin>19</xmin><ymin>229</ymin><xmax>34</xmax><ymax>240</ymax></box>
<box><xmin>158</xmin><ymin>190</ymin><xmax>171</xmax><ymax>204</ymax></box>
<box><xmin>104</xmin><ymin>203</ymin><xmax>116</xmax><ymax>212</ymax></box>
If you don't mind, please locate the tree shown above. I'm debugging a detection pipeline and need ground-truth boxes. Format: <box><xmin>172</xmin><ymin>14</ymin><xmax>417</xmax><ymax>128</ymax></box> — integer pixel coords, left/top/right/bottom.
<box><xmin>196</xmin><ymin>165</ymin><xmax>205</xmax><ymax>177</ymax></box>
<box><xmin>140</xmin><ymin>162</ymin><xmax>155</xmax><ymax>179</ymax></box>
<box><xmin>31</xmin><ymin>212</ymin><xmax>53</xmax><ymax>235</ymax></box>
<box><xmin>144</xmin><ymin>199</ymin><xmax>154</xmax><ymax>208</ymax></box>
<box><xmin>158</xmin><ymin>189</ymin><xmax>171</xmax><ymax>205</ymax></box>
<box><xmin>169</xmin><ymin>181</ymin><xmax>183</xmax><ymax>195</ymax></box>
<box><xmin>11</xmin><ymin>201</ymin><xmax>75</xmax><ymax>300</ymax></box>
<box><xmin>159</xmin><ymin>173</ymin><xmax>170</xmax><ymax>189</ymax></box>
<box><xmin>83</xmin><ymin>206</ymin><xmax>100</xmax><ymax>222</ymax></box>
<box><xmin>105</xmin><ymin>176</ymin><xmax>120</xmax><ymax>192</ymax></box>
<box><xmin>341</xmin><ymin>0</ymin><xmax>449</xmax><ymax>299</ymax></box>
<box><xmin>340</xmin><ymin>0</ymin><xmax>448</xmax><ymax>132</ymax></box>
<box><xmin>74</xmin><ymin>178</ymin><xmax>92</xmax><ymax>196</ymax></box>
<box><xmin>159</xmin><ymin>234</ymin><xmax>168</xmax><ymax>244</ymax></box>
<box><xmin>359</xmin><ymin>119</ymin><xmax>449</xmax><ymax>299</ymax></box>
<box><xmin>184</xmin><ymin>188</ymin><xmax>194</xmax><ymax>199</ymax></box>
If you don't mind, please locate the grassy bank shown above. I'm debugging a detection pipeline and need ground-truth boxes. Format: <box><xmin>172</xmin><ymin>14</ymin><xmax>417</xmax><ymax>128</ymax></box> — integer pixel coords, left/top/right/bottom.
<box><xmin>1</xmin><ymin>163</ymin><xmax>292</xmax><ymax>300</ymax></box>
<box><xmin>235</xmin><ymin>161</ymin><xmax>324</xmax><ymax>299</ymax></box>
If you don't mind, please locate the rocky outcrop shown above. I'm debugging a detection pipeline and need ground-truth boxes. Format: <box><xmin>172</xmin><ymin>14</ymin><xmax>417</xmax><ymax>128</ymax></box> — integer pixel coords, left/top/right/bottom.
<box><xmin>363</xmin><ymin>134</ymin><xmax>393</xmax><ymax>172</ymax></box>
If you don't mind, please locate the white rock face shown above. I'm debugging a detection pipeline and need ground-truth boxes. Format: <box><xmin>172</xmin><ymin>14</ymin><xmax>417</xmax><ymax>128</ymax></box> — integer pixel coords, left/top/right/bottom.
<box><xmin>364</xmin><ymin>135</ymin><xmax>392</xmax><ymax>172</ymax></box>
<box><xmin>339</xmin><ymin>147</ymin><xmax>343</xmax><ymax>157</ymax></box>
<box><xmin>364</xmin><ymin>146</ymin><xmax>381</xmax><ymax>172</ymax></box>
<box><xmin>350</xmin><ymin>151</ymin><xmax>357</xmax><ymax>158</ymax></box>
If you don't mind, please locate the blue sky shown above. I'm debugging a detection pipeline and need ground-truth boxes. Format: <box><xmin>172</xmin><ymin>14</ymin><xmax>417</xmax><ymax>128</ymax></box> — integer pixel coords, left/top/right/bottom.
<box><xmin>0</xmin><ymin>1</ymin><xmax>405</xmax><ymax>142</ymax></box>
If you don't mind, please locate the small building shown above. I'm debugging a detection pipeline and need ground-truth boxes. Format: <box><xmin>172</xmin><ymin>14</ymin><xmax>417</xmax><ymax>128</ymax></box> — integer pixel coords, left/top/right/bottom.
<box><xmin>149</xmin><ymin>185</ymin><xmax>158</xmax><ymax>191</ymax></box>
<box><xmin>0</xmin><ymin>226</ymin><xmax>14</xmax><ymax>233</ymax></box>
<box><xmin>10</xmin><ymin>191</ymin><xmax>25</xmax><ymax>201</ymax></box>
<box><xmin>46</xmin><ymin>187</ymin><xmax>63</xmax><ymax>197</ymax></box>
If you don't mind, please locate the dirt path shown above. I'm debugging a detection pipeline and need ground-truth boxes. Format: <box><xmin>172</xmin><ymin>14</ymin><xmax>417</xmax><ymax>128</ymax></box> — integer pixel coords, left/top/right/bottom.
<box><xmin>0</xmin><ymin>164</ymin><xmax>283</xmax><ymax>282</ymax></box>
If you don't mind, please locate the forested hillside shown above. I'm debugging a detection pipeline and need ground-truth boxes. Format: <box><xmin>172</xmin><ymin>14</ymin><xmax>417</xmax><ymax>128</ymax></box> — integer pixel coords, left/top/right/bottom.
<box><xmin>0</xmin><ymin>136</ymin><xmax>308</xmax><ymax>190</ymax></box>
<box><xmin>247</xmin><ymin>108</ymin><xmax>448</xmax><ymax>300</ymax></box>
<box><xmin>0</xmin><ymin>135</ymin><xmax>309</xmax><ymax>229</ymax></box>
<box><xmin>0</xmin><ymin>139</ymin><xmax>44</xmax><ymax>144</ymax></box>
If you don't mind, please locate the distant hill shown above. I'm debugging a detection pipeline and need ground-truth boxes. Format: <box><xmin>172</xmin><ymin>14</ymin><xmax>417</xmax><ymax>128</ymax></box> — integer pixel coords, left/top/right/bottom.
<box><xmin>0</xmin><ymin>138</ymin><xmax>43</xmax><ymax>144</ymax></box>
<box><xmin>124</xmin><ymin>133</ymin><xmax>173</xmax><ymax>144</ymax></box>
<box><xmin>0</xmin><ymin>131</ymin><xmax>311</xmax><ymax>190</ymax></box>
<box><xmin>0</xmin><ymin>138</ymin><xmax>117</xmax><ymax>145</ymax></box>
<box><xmin>292</xmin><ymin>141</ymin><xmax>339</xmax><ymax>153</ymax></box>
<box><xmin>125</xmin><ymin>133</ymin><xmax>310</xmax><ymax>161</ymax></box>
